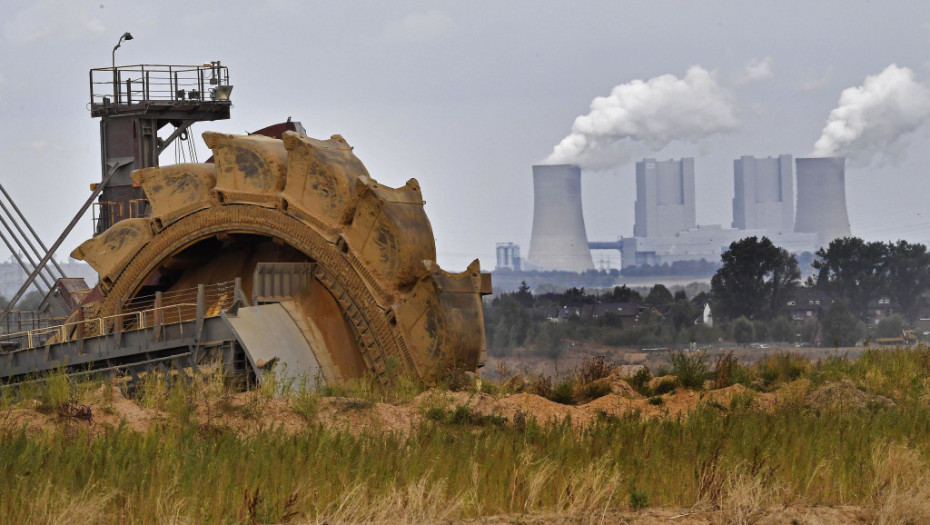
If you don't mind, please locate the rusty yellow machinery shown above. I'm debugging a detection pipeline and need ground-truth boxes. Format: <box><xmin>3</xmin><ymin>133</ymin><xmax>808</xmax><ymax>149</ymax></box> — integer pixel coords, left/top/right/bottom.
<box><xmin>70</xmin><ymin>131</ymin><xmax>490</xmax><ymax>387</ymax></box>
<box><xmin>0</xmin><ymin>63</ymin><xmax>489</xmax><ymax>388</ymax></box>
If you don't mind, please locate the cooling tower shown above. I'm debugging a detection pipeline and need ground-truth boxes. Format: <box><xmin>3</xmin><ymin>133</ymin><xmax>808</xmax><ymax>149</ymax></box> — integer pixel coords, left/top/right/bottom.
<box><xmin>526</xmin><ymin>164</ymin><xmax>595</xmax><ymax>273</ymax></box>
<box><xmin>794</xmin><ymin>157</ymin><xmax>851</xmax><ymax>247</ymax></box>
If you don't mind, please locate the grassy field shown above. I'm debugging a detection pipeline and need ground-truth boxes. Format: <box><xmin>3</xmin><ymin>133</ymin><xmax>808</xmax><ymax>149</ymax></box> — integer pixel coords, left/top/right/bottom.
<box><xmin>3</xmin><ymin>347</ymin><xmax>930</xmax><ymax>524</ymax></box>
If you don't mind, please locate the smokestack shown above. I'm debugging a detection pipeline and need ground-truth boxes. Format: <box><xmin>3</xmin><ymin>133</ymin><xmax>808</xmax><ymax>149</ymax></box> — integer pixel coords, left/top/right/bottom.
<box><xmin>794</xmin><ymin>157</ymin><xmax>851</xmax><ymax>247</ymax></box>
<box><xmin>526</xmin><ymin>164</ymin><xmax>594</xmax><ymax>273</ymax></box>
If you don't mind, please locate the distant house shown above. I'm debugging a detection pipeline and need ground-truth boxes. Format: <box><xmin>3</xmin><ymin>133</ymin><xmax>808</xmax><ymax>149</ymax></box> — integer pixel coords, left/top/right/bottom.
<box><xmin>548</xmin><ymin>306</ymin><xmax>583</xmax><ymax>323</ymax></box>
<box><xmin>581</xmin><ymin>302</ymin><xmax>640</xmax><ymax>328</ymax></box>
<box><xmin>865</xmin><ymin>296</ymin><xmax>899</xmax><ymax>324</ymax></box>
<box><xmin>700</xmin><ymin>303</ymin><xmax>713</xmax><ymax>327</ymax></box>
<box><xmin>786</xmin><ymin>288</ymin><xmax>833</xmax><ymax>321</ymax></box>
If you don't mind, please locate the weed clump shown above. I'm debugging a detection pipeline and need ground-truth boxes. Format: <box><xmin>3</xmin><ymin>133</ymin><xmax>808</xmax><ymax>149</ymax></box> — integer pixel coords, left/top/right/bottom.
<box><xmin>426</xmin><ymin>404</ymin><xmax>507</xmax><ymax>427</ymax></box>
<box><xmin>579</xmin><ymin>356</ymin><xmax>616</xmax><ymax>385</ymax></box>
<box><xmin>628</xmin><ymin>366</ymin><xmax>653</xmax><ymax>396</ymax></box>
<box><xmin>576</xmin><ymin>380</ymin><xmax>612</xmax><ymax>404</ymax></box>
<box><xmin>549</xmin><ymin>378</ymin><xmax>576</xmax><ymax>405</ymax></box>
<box><xmin>629</xmin><ymin>486</ymin><xmax>649</xmax><ymax>510</ymax></box>
<box><xmin>670</xmin><ymin>350</ymin><xmax>709</xmax><ymax>389</ymax></box>
<box><xmin>526</xmin><ymin>373</ymin><xmax>578</xmax><ymax>405</ymax></box>
<box><xmin>440</xmin><ymin>366</ymin><xmax>473</xmax><ymax>392</ymax></box>
<box><xmin>712</xmin><ymin>351</ymin><xmax>738</xmax><ymax>389</ymax></box>
<box><xmin>652</xmin><ymin>377</ymin><xmax>677</xmax><ymax>396</ymax></box>
<box><xmin>758</xmin><ymin>352</ymin><xmax>808</xmax><ymax>388</ymax></box>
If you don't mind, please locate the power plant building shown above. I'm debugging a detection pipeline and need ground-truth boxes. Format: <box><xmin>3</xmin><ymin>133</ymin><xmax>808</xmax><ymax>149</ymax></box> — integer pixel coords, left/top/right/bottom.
<box><xmin>732</xmin><ymin>155</ymin><xmax>793</xmax><ymax>233</ymax></box>
<box><xmin>515</xmin><ymin>155</ymin><xmax>846</xmax><ymax>275</ymax></box>
<box><xmin>621</xmin><ymin>226</ymin><xmax>817</xmax><ymax>267</ymax></box>
<box><xmin>634</xmin><ymin>158</ymin><xmax>696</xmax><ymax>238</ymax></box>
<box><xmin>495</xmin><ymin>242</ymin><xmax>521</xmax><ymax>271</ymax></box>
<box><xmin>794</xmin><ymin>157</ymin><xmax>851</xmax><ymax>247</ymax></box>
<box><xmin>620</xmin><ymin>156</ymin><xmax>818</xmax><ymax>270</ymax></box>
<box><xmin>526</xmin><ymin>164</ymin><xmax>595</xmax><ymax>273</ymax></box>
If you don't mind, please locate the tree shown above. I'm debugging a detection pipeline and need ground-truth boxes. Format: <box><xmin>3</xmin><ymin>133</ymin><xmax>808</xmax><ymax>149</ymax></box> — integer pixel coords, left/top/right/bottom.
<box><xmin>604</xmin><ymin>285</ymin><xmax>642</xmax><ymax>303</ymax></box>
<box><xmin>812</xmin><ymin>237</ymin><xmax>887</xmax><ymax>322</ymax></box>
<box><xmin>667</xmin><ymin>298</ymin><xmax>695</xmax><ymax>330</ymax></box>
<box><xmin>875</xmin><ymin>314</ymin><xmax>906</xmax><ymax>339</ymax></box>
<box><xmin>732</xmin><ymin>316</ymin><xmax>755</xmax><ymax>344</ymax></box>
<box><xmin>644</xmin><ymin>284</ymin><xmax>673</xmax><ymax>306</ymax></box>
<box><xmin>820</xmin><ymin>301</ymin><xmax>863</xmax><ymax>347</ymax></box>
<box><xmin>533</xmin><ymin>322</ymin><xmax>564</xmax><ymax>360</ymax></box>
<box><xmin>513</xmin><ymin>280</ymin><xmax>534</xmax><ymax>308</ymax></box>
<box><xmin>711</xmin><ymin>236</ymin><xmax>800</xmax><ymax>321</ymax></box>
<box><xmin>882</xmin><ymin>240</ymin><xmax>930</xmax><ymax>323</ymax></box>
<box><xmin>770</xmin><ymin>316</ymin><xmax>795</xmax><ymax>343</ymax></box>
<box><xmin>485</xmin><ymin>295</ymin><xmax>531</xmax><ymax>355</ymax></box>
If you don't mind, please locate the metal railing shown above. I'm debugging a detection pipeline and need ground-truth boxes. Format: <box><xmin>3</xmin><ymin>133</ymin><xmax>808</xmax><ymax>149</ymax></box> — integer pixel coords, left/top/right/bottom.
<box><xmin>0</xmin><ymin>280</ymin><xmax>239</xmax><ymax>351</ymax></box>
<box><xmin>91</xmin><ymin>199</ymin><xmax>150</xmax><ymax>232</ymax></box>
<box><xmin>89</xmin><ymin>62</ymin><xmax>230</xmax><ymax>108</ymax></box>
<box><xmin>0</xmin><ymin>311</ymin><xmax>67</xmax><ymax>336</ymax></box>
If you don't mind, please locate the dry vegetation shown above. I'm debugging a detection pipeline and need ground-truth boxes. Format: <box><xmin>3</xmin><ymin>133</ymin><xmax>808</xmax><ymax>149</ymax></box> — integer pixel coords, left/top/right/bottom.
<box><xmin>3</xmin><ymin>347</ymin><xmax>930</xmax><ymax>523</ymax></box>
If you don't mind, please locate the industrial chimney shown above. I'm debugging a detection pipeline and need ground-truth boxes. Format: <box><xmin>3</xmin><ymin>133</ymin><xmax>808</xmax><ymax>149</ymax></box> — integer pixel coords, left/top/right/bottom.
<box><xmin>526</xmin><ymin>164</ymin><xmax>595</xmax><ymax>273</ymax></box>
<box><xmin>794</xmin><ymin>157</ymin><xmax>851</xmax><ymax>247</ymax></box>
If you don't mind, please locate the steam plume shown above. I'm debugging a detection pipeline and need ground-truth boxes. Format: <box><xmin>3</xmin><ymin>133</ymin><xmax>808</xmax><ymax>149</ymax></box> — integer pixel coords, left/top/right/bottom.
<box><xmin>544</xmin><ymin>66</ymin><xmax>740</xmax><ymax>169</ymax></box>
<box><xmin>734</xmin><ymin>57</ymin><xmax>773</xmax><ymax>86</ymax></box>
<box><xmin>812</xmin><ymin>64</ymin><xmax>930</xmax><ymax>163</ymax></box>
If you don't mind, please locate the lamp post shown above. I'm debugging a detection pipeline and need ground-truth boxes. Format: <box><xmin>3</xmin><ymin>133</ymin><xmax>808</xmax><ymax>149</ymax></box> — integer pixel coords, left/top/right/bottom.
<box><xmin>111</xmin><ymin>32</ymin><xmax>134</xmax><ymax>69</ymax></box>
<box><xmin>111</xmin><ymin>32</ymin><xmax>133</xmax><ymax>105</ymax></box>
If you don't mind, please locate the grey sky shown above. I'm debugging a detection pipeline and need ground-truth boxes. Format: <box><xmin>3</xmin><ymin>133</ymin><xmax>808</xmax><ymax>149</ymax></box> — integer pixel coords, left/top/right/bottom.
<box><xmin>2</xmin><ymin>1</ymin><xmax>930</xmax><ymax>273</ymax></box>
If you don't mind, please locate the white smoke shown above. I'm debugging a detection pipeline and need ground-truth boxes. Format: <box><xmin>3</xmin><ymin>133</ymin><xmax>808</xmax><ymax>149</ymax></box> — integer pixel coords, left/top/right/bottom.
<box><xmin>734</xmin><ymin>57</ymin><xmax>773</xmax><ymax>86</ymax></box>
<box><xmin>544</xmin><ymin>66</ymin><xmax>740</xmax><ymax>170</ymax></box>
<box><xmin>812</xmin><ymin>64</ymin><xmax>930</xmax><ymax>163</ymax></box>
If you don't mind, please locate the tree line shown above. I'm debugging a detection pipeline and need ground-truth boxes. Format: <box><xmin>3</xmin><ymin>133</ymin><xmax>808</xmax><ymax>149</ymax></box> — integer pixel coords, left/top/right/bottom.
<box><xmin>712</xmin><ymin>236</ymin><xmax>930</xmax><ymax>324</ymax></box>
<box><xmin>484</xmin><ymin>235</ymin><xmax>930</xmax><ymax>356</ymax></box>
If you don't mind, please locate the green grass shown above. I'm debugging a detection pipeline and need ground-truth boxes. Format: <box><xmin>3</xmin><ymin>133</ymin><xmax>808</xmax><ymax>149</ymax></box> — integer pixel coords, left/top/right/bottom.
<box><xmin>3</xmin><ymin>400</ymin><xmax>930</xmax><ymax>522</ymax></box>
<box><xmin>5</xmin><ymin>346</ymin><xmax>930</xmax><ymax>522</ymax></box>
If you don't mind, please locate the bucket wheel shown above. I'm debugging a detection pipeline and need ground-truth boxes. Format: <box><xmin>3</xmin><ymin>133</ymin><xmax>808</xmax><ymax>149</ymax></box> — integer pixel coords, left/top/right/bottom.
<box><xmin>72</xmin><ymin>131</ymin><xmax>489</xmax><ymax>386</ymax></box>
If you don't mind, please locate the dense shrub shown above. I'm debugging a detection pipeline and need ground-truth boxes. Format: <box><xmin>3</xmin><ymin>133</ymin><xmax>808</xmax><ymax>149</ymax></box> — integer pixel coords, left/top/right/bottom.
<box><xmin>670</xmin><ymin>350</ymin><xmax>709</xmax><ymax>389</ymax></box>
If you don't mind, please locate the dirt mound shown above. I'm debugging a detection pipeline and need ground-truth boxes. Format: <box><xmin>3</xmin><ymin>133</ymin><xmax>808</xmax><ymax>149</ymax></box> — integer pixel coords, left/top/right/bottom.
<box><xmin>316</xmin><ymin>397</ymin><xmax>421</xmax><ymax>435</ymax></box>
<box><xmin>578</xmin><ymin>394</ymin><xmax>648</xmax><ymax>421</ymax></box>
<box><xmin>0</xmin><ymin>379</ymin><xmax>797</xmax><ymax>438</ymax></box>
<box><xmin>648</xmin><ymin>375</ymin><xmax>677</xmax><ymax>391</ymax></box>
<box><xmin>498</xmin><ymin>393</ymin><xmax>575</xmax><ymax>424</ymax></box>
<box><xmin>604</xmin><ymin>373</ymin><xmax>644</xmax><ymax>398</ymax></box>
<box><xmin>806</xmin><ymin>380</ymin><xmax>896</xmax><ymax>411</ymax></box>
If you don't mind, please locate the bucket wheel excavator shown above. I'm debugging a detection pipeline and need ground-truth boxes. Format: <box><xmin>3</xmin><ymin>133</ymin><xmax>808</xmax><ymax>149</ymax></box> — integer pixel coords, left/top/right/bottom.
<box><xmin>72</xmin><ymin>131</ymin><xmax>489</xmax><ymax>386</ymax></box>
<box><xmin>0</xmin><ymin>62</ymin><xmax>489</xmax><ymax>388</ymax></box>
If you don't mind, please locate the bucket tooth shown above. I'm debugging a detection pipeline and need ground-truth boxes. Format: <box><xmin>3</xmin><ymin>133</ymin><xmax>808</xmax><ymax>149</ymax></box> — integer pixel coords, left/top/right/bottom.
<box><xmin>70</xmin><ymin>218</ymin><xmax>155</xmax><ymax>288</ymax></box>
<box><xmin>342</xmin><ymin>176</ymin><xmax>436</xmax><ymax>292</ymax></box>
<box><xmin>203</xmin><ymin>132</ymin><xmax>288</xmax><ymax>204</ymax></box>
<box><xmin>394</xmin><ymin>259</ymin><xmax>487</xmax><ymax>383</ymax></box>
<box><xmin>281</xmin><ymin>131</ymin><xmax>369</xmax><ymax>232</ymax></box>
<box><xmin>132</xmin><ymin>163</ymin><xmax>217</xmax><ymax>227</ymax></box>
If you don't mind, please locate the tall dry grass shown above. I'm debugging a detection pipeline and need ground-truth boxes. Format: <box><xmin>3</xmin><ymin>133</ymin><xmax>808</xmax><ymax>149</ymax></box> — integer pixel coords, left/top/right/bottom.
<box><xmin>4</xmin><ymin>347</ymin><xmax>930</xmax><ymax>522</ymax></box>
